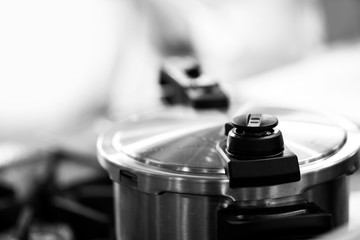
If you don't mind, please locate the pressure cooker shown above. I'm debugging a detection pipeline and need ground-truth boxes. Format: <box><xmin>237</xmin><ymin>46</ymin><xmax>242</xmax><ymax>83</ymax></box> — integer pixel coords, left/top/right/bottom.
<box><xmin>97</xmin><ymin>106</ymin><xmax>360</xmax><ymax>240</ymax></box>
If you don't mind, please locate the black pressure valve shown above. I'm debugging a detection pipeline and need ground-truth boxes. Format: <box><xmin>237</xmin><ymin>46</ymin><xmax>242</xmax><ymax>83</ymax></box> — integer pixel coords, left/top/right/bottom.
<box><xmin>224</xmin><ymin>113</ymin><xmax>300</xmax><ymax>188</ymax></box>
<box><xmin>226</xmin><ymin>113</ymin><xmax>284</xmax><ymax>158</ymax></box>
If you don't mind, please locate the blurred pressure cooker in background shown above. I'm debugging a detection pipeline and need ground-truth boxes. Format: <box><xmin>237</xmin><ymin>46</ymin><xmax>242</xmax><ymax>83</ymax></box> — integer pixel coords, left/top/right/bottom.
<box><xmin>97</xmin><ymin>106</ymin><xmax>360</xmax><ymax>240</ymax></box>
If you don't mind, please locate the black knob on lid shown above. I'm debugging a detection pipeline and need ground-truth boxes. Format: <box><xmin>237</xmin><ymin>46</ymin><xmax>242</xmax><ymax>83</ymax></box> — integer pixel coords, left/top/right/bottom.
<box><xmin>232</xmin><ymin>113</ymin><xmax>278</xmax><ymax>133</ymax></box>
<box><xmin>224</xmin><ymin>113</ymin><xmax>301</xmax><ymax>187</ymax></box>
<box><xmin>226</xmin><ymin>113</ymin><xmax>284</xmax><ymax>158</ymax></box>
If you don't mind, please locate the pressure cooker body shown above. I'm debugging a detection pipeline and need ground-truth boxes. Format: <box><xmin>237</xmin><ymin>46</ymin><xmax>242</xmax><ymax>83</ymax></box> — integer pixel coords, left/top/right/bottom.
<box><xmin>97</xmin><ymin>107</ymin><xmax>360</xmax><ymax>240</ymax></box>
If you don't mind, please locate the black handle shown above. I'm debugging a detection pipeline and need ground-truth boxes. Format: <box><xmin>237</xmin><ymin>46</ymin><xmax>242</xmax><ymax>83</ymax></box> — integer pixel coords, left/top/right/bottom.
<box><xmin>159</xmin><ymin>57</ymin><xmax>229</xmax><ymax>110</ymax></box>
<box><xmin>217</xmin><ymin>203</ymin><xmax>333</xmax><ymax>240</ymax></box>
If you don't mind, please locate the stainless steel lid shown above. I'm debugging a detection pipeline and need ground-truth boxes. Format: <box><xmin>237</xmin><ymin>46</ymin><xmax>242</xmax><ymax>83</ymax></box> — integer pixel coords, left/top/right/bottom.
<box><xmin>110</xmin><ymin>113</ymin><xmax>226</xmax><ymax>175</ymax></box>
<box><xmin>97</xmin><ymin>106</ymin><xmax>360</xmax><ymax>199</ymax></box>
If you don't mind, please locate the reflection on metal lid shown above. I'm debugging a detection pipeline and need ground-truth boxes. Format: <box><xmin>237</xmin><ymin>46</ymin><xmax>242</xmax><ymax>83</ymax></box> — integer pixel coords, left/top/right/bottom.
<box><xmin>280</xmin><ymin>122</ymin><xmax>346</xmax><ymax>165</ymax></box>
<box><xmin>110</xmin><ymin>109</ymin><xmax>348</xmax><ymax>175</ymax></box>
<box><xmin>113</xmin><ymin>124</ymin><xmax>225</xmax><ymax>174</ymax></box>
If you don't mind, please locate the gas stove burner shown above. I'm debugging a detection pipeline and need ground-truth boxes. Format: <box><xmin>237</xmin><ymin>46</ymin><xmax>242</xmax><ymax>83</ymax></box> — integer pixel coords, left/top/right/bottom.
<box><xmin>0</xmin><ymin>147</ymin><xmax>115</xmax><ymax>240</ymax></box>
<box><xmin>0</xmin><ymin>222</ymin><xmax>74</xmax><ymax>240</ymax></box>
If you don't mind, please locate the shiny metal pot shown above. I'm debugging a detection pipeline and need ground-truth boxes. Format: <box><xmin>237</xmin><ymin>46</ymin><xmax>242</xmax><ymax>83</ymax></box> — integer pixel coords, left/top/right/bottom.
<box><xmin>97</xmin><ymin>106</ymin><xmax>360</xmax><ymax>240</ymax></box>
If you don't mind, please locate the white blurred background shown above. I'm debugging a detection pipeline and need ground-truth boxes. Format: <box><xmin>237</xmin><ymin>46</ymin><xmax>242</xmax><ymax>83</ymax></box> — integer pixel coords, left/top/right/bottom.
<box><xmin>1</xmin><ymin>0</ymin><xmax>360</xmax><ymax>137</ymax></box>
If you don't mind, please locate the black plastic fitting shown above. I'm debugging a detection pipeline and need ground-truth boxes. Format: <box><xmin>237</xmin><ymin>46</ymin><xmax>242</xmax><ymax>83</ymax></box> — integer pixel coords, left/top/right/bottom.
<box><xmin>224</xmin><ymin>113</ymin><xmax>300</xmax><ymax>188</ymax></box>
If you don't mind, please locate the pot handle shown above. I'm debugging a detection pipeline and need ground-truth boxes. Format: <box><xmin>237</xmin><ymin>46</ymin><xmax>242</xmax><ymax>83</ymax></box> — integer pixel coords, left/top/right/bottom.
<box><xmin>217</xmin><ymin>202</ymin><xmax>333</xmax><ymax>240</ymax></box>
